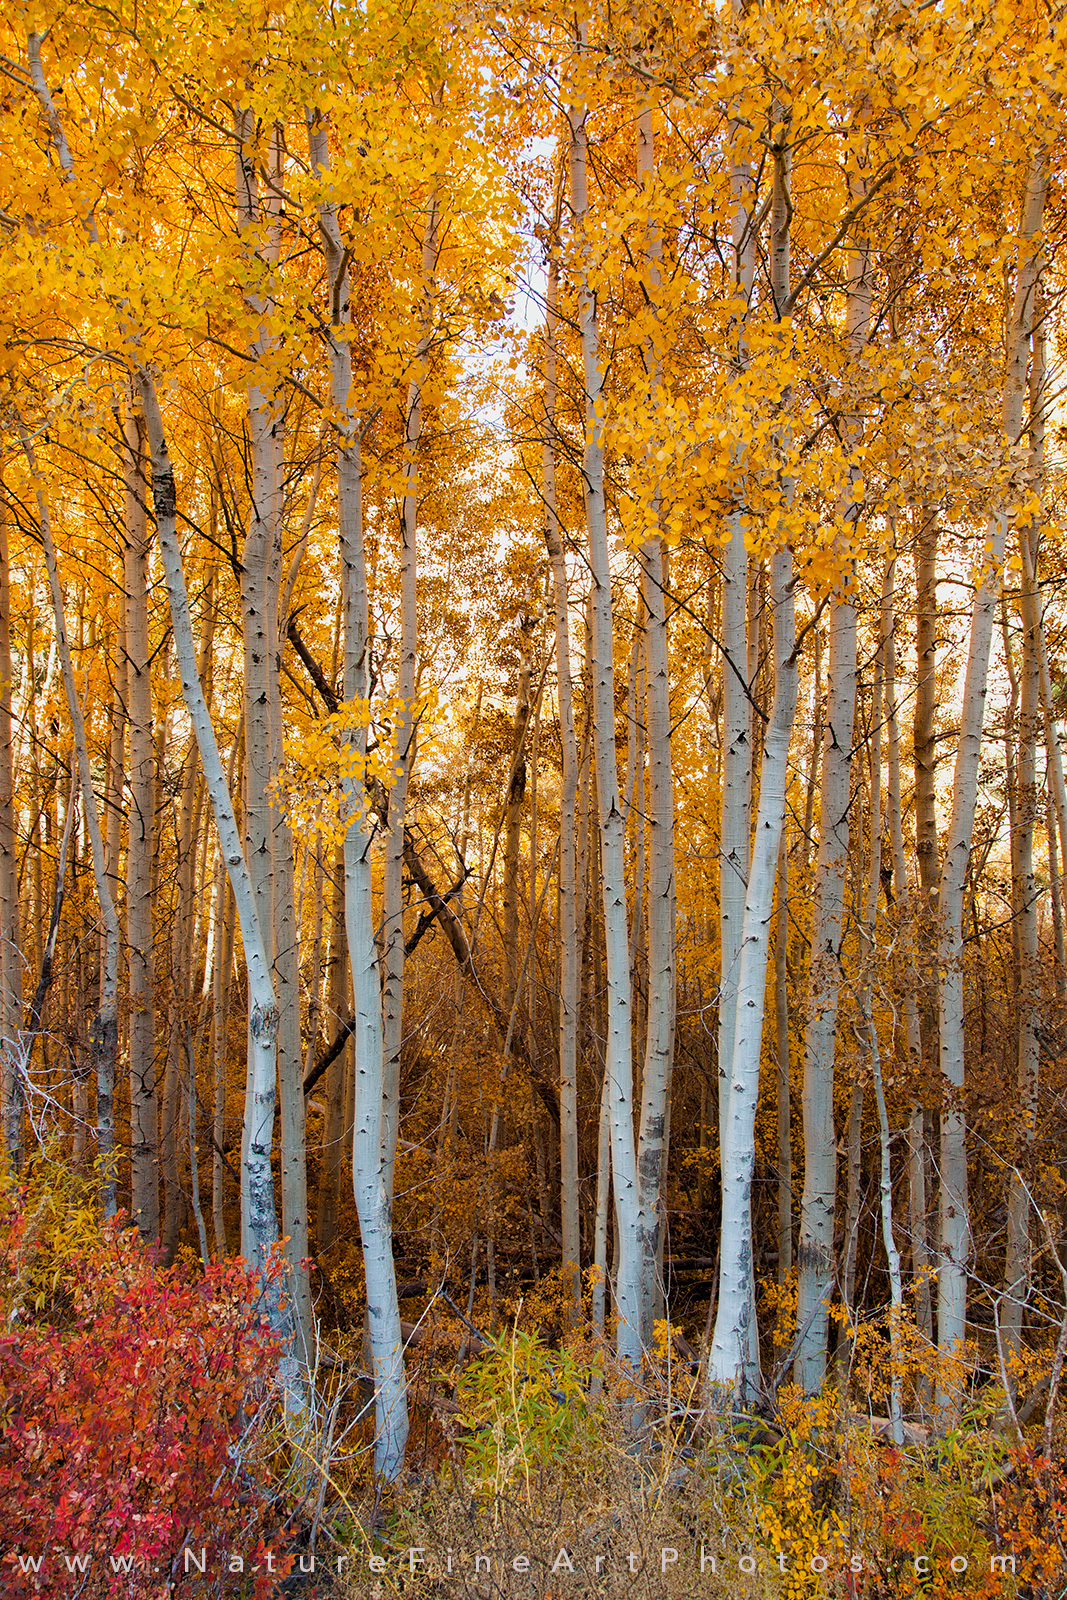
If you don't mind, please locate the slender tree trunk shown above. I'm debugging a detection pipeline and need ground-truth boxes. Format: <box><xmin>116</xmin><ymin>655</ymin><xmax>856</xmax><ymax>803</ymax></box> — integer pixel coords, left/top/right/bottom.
<box><xmin>634</xmin><ymin>102</ymin><xmax>677</xmax><ymax>1346</ymax></box>
<box><xmin>138</xmin><ymin>373</ymin><xmax>282</xmax><ymax>1300</ymax></box>
<box><xmin>709</xmin><ymin>114</ymin><xmax>796</xmax><ymax>1401</ymax></box>
<box><xmin>710</xmin><ymin>548</ymin><xmax>797</xmax><ymax>1396</ymax></box>
<box><xmin>718</xmin><ymin>74</ymin><xmax>757</xmax><ymax>1158</ymax></box>
<box><xmin>795</xmin><ymin>155</ymin><xmax>869</xmax><ymax>1392</ymax></box>
<box><xmin>1003</xmin><ymin>288</ymin><xmax>1047</xmax><ymax>1373</ymax></box>
<box><xmin>775</xmin><ymin>831</ymin><xmax>792</xmax><ymax>1291</ymax></box>
<box><xmin>17</xmin><ymin>426</ymin><xmax>120</xmax><ymax>1218</ymax></box>
<box><xmin>0</xmin><ymin>497</ymin><xmax>23</xmax><ymax>1169</ymax></box>
<box><xmin>122</xmin><ymin>411</ymin><xmax>159</xmax><ymax>1240</ymax></box>
<box><xmin>568</xmin><ymin>33</ymin><xmax>641</xmax><ymax>1368</ymax></box>
<box><xmin>935</xmin><ymin>154</ymin><xmax>1046</xmax><ymax>1413</ymax></box>
<box><xmin>542</xmin><ymin>246</ymin><xmax>582</xmax><ymax>1321</ymax></box>
<box><xmin>317</xmin><ymin>844</ymin><xmax>348</xmax><ymax>1253</ymax></box>
<box><xmin>212</xmin><ymin>860</ymin><xmax>236</xmax><ymax>1257</ymax></box>
<box><xmin>381</xmin><ymin>191</ymin><xmax>440</xmax><ymax>1205</ymax></box>
<box><xmin>308</xmin><ymin>111</ymin><xmax>408</xmax><ymax>1477</ymax></box>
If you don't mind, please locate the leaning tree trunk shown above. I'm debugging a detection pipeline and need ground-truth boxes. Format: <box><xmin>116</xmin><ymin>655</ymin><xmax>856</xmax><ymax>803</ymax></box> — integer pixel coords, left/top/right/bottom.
<box><xmin>935</xmin><ymin>152</ymin><xmax>1046</xmax><ymax>1414</ymax></box>
<box><xmin>138</xmin><ymin>373</ymin><xmax>282</xmax><ymax>1303</ymax></box>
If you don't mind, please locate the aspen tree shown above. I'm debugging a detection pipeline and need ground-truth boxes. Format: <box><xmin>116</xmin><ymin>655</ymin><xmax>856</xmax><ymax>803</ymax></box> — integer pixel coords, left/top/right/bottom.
<box><xmin>542</xmin><ymin>241</ymin><xmax>582</xmax><ymax>1319</ymax></box>
<box><xmin>709</xmin><ymin>111</ymin><xmax>795</xmax><ymax>1399</ymax></box>
<box><xmin>567</xmin><ymin>15</ymin><xmax>642</xmax><ymax>1369</ymax></box>
<box><xmin>795</xmin><ymin>142</ymin><xmax>870</xmax><ymax>1392</ymax></box>
<box><xmin>307</xmin><ymin>109</ymin><xmax>409</xmax><ymax>1478</ymax></box>
<box><xmin>935</xmin><ymin>153</ymin><xmax>1046</xmax><ymax>1412</ymax></box>
<box><xmin>137</xmin><ymin>373</ymin><xmax>284</xmax><ymax>1304</ymax></box>
<box><xmin>634</xmin><ymin>99</ymin><xmax>677</xmax><ymax>1348</ymax></box>
<box><xmin>382</xmin><ymin>184</ymin><xmax>440</xmax><ymax>1204</ymax></box>
<box><xmin>122</xmin><ymin>411</ymin><xmax>159</xmax><ymax>1241</ymax></box>
<box><xmin>0</xmin><ymin>498</ymin><xmax>22</xmax><ymax>1168</ymax></box>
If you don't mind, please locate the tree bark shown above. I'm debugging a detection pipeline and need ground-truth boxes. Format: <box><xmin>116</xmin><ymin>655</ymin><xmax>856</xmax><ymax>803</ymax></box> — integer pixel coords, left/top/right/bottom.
<box><xmin>568</xmin><ymin>30</ymin><xmax>642</xmax><ymax>1369</ymax></box>
<box><xmin>542</xmin><ymin>243</ymin><xmax>582</xmax><ymax>1321</ymax></box>
<box><xmin>137</xmin><ymin>372</ymin><xmax>282</xmax><ymax>1299</ymax></box>
<box><xmin>935</xmin><ymin>153</ymin><xmax>1046</xmax><ymax>1413</ymax></box>
<box><xmin>308</xmin><ymin>110</ymin><xmax>408</xmax><ymax>1477</ymax></box>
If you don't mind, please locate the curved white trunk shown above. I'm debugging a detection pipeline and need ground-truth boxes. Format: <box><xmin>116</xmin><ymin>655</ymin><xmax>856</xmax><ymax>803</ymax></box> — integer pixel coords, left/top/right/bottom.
<box><xmin>137</xmin><ymin>373</ymin><xmax>281</xmax><ymax>1287</ymax></box>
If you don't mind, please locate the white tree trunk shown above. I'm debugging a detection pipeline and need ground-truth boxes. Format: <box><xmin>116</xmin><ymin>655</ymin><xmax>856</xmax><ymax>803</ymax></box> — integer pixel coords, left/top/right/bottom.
<box><xmin>568</xmin><ymin>36</ymin><xmax>642</xmax><ymax>1368</ymax></box>
<box><xmin>794</xmin><ymin>153</ymin><xmax>869</xmax><ymax>1391</ymax></box>
<box><xmin>709</xmin><ymin>548</ymin><xmax>797</xmax><ymax>1396</ymax></box>
<box><xmin>0</xmin><ymin>497</ymin><xmax>23</xmax><ymax>1169</ymax></box>
<box><xmin>935</xmin><ymin>153</ymin><xmax>1046</xmax><ymax>1412</ymax></box>
<box><xmin>308</xmin><ymin>111</ymin><xmax>408</xmax><ymax>1477</ymax></box>
<box><xmin>794</xmin><ymin>593</ymin><xmax>858</xmax><ymax>1390</ymax></box>
<box><xmin>709</xmin><ymin>113</ymin><xmax>795</xmax><ymax>1400</ymax></box>
<box><xmin>18</xmin><ymin>424</ymin><xmax>121</xmax><ymax>1217</ymax></box>
<box><xmin>634</xmin><ymin>102</ymin><xmax>677</xmax><ymax>1346</ymax></box>
<box><xmin>717</xmin><ymin>83</ymin><xmax>757</xmax><ymax>1155</ymax></box>
<box><xmin>381</xmin><ymin>191</ymin><xmax>440</xmax><ymax>1201</ymax></box>
<box><xmin>542</xmin><ymin>247</ymin><xmax>582</xmax><ymax>1320</ymax></box>
<box><xmin>137</xmin><ymin>372</ymin><xmax>282</xmax><ymax>1289</ymax></box>
<box><xmin>122</xmin><ymin>409</ymin><xmax>159</xmax><ymax>1241</ymax></box>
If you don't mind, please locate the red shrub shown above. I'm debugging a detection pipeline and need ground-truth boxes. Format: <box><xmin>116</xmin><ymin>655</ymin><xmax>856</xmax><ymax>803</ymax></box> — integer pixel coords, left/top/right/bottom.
<box><xmin>0</xmin><ymin>1208</ymin><xmax>287</xmax><ymax>1598</ymax></box>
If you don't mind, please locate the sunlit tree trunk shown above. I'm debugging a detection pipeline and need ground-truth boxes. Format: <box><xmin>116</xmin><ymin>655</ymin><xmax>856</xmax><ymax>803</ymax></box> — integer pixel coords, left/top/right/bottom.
<box><xmin>1003</xmin><ymin>286</ymin><xmax>1047</xmax><ymax>1373</ymax></box>
<box><xmin>568</xmin><ymin>29</ymin><xmax>641</xmax><ymax>1368</ymax></box>
<box><xmin>775</xmin><ymin>831</ymin><xmax>792</xmax><ymax>1294</ymax></box>
<box><xmin>795</xmin><ymin>157</ymin><xmax>869</xmax><ymax>1392</ymax></box>
<box><xmin>936</xmin><ymin>153</ymin><xmax>1046</xmax><ymax>1413</ymax></box>
<box><xmin>381</xmin><ymin>190</ymin><xmax>440</xmax><ymax>1205</ymax></box>
<box><xmin>709</xmin><ymin>114</ymin><xmax>795</xmax><ymax>1401</ymax></box>
<box><xmin>317</xmin><ymin>844</ymin><xmax>349</xmax><ymax>1254</ymax></box>
<box><xmin>718</xmin><ymin>69</ymin><xmax>757</xmax><ymax>1159</ymax></box>
<box><xmin>635</xmin><ymin>101</ymin><xmax>677</xmax><ymax>1346</ymax></box>
<box><xmin>138</xmin><ymin>373</ymin><xmax>282</xmax><ymax>1300</ymax></box>
<box><xmin>308</xmin><ymin>110</ymin><xmax>408</xmax><ymax>1477</ymax></box>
